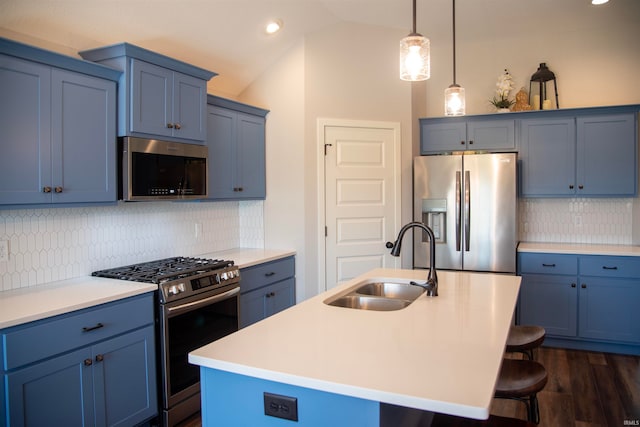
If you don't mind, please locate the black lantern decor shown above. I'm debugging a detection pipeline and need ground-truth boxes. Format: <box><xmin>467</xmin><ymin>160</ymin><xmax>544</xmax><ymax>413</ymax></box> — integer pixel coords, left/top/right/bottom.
<box><xmin>529</xmin><ymin>63</ymin><xmax>559</xmax><ymax>110</ymax></box>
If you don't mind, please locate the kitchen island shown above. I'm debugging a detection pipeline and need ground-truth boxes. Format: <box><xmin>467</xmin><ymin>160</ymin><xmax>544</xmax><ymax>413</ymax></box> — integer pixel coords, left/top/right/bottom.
<box><xmin>189</xmin><ymin>268</ymin><xmax>521</xmax><ymax>426</ymax></box>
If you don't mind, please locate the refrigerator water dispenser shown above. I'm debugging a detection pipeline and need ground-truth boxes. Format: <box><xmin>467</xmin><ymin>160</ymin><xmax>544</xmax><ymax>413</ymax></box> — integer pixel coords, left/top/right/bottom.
<box><xmin>421</xmin><ymin>199</ymin><xmax>447</xmax><ymax>243</ymax></box>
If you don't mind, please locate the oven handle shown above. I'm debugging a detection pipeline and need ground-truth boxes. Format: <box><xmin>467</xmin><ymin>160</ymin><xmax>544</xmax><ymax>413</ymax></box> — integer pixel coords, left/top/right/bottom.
<box><xmin>166</xmin><ymin>286</ymin><xmax>240</xmax><ymax>316</ymax></box>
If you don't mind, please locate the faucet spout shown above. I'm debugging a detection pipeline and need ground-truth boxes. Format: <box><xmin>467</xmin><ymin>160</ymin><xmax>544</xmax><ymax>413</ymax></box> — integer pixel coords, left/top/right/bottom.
<box><xmin>386</xmin><ymin>221</ymin><xmax>438</xmax><ymax>296</ymax></box>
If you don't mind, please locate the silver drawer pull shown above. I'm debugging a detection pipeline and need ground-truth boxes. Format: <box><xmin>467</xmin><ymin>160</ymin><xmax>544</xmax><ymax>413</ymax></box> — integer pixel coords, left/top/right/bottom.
<box><xmin>265</xmin><ymin>272</ymin><xmax>276</xmax><ymax>277</ymax></box>
<box><xmin>82</xmin><ymin>322</ymin><xmax>104</xmax><ymax>332</ymax></box>
<box><xmin>542</xmin><ymin>263</ymin><xmax>556</xmax><ymax>267</ymax></box>
<box><xmin>602</xmin><ymin>266</ymin><xmax>618</xmax><ymax>270</ymax></box>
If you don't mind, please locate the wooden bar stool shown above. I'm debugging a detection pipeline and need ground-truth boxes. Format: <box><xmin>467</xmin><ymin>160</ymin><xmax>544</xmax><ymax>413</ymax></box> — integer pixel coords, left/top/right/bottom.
<box><xmin>505</xmin><ymin>325</ymin><xmax>545</xmax><ymax>360</ymax></box>
<box><xmin>494</xmin><ymin>359</ymin><xmax>547</xmax><ymax>424</ymax></box>
<box><xmin>432</xmin><ymin>413</ymin><xmax>537</xmax><ymax>426</ymax></box>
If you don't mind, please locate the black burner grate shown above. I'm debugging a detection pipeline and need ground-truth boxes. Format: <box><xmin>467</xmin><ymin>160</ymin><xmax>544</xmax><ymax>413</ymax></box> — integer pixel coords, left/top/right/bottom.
<box><xmin>92</xmin><ymin>257</ymin><xmax>233</xmax><ymax>284</ymax></box>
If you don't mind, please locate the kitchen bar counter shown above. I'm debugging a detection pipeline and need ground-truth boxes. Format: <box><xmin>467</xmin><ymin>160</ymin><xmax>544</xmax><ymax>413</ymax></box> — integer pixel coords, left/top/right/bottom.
<box><xmin>518</xmin><ymin>242</ymin><xmax>640</xmax><ymax>257</ymax></box>
<box><xmin>0</xmin><ymin>277</ymin><xmax>156</xmax><ymax>329</ymax></box>
<box><xmin>189</xmin><ymin>268</ymin><xmax>521</xmax><ymax>423</ymax></box>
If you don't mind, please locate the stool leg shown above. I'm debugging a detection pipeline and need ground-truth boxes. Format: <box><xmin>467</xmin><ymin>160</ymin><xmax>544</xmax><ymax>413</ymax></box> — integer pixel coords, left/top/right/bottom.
<box><xmin>528</xmin><ymin>394</ymin><xmax>540</xmax><ymax>424</ymax></box>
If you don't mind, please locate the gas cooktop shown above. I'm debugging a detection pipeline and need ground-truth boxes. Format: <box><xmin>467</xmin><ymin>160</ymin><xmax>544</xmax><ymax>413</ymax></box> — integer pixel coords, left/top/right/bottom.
<box><xmin>92</xmin><ymin>257</ymin><xmax>234</xmax><ymax>284</ymax></box>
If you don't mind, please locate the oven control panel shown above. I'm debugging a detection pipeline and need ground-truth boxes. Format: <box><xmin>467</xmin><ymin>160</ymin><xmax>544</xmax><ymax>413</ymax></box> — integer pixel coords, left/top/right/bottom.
<box><xmin>159</xmin><ymin>265</ymin><xmax>241</xmax><ymax>303</ymax></box>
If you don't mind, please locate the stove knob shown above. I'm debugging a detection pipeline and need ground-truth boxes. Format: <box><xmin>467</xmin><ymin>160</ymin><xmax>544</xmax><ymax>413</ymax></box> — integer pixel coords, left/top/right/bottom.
<box><xmin>221</xmin><ymin>272</ymin><xmax>228</xmax><ymax>280</ymax></box>
<box><xmin>168</xmin><ymin>284</ymin><xmax>185</xmax><ymax>296</ymax></box>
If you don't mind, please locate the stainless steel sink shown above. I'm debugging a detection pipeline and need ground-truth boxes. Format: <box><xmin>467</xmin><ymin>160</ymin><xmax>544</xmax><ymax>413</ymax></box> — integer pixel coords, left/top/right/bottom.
<box><xmin>327</xmin><ymin>295</ymin><xmax>411</xmax><ymax>311</ymax></box>
<box><xmin>354</xmin><ymin>282</ymin><xmax>424</xmax><ymax>301</ymax></box>
<box><xmin>324</xmin><ymin>280</ymin><xmax>424</xmax><ymax>311</ymax></box>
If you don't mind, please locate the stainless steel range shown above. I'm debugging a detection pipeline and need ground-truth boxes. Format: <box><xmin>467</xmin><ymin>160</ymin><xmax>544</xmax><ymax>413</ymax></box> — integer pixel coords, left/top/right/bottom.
<box><xmin>93</xmin><ymin>257</ymin><xmax>241</xmax><ymax>426</ymax></box>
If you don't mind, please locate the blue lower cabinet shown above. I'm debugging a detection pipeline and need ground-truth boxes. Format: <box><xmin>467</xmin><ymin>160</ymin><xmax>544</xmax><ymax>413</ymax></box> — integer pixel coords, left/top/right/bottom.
<box><xmin>240</xmin><ymin>257</ymin><xmax>296</xmax><ymax>328</ymax></box>
<box><xmin>200</xmin><ymin>368</ymin><xmax>380</xmax><ymax>426</ymax></box>
<box><xmin>1</xmin><ymin>294</ymin><xmax>157</xmax><ymax>427</ymax></box>
<box><xmin>518</xmin><ymin>252</ymin><xmax>640</xmax><ymax>355</ymax></box>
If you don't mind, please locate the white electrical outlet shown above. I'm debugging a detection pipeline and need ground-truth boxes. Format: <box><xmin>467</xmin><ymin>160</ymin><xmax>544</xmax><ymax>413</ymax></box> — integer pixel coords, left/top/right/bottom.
<box><xmin>0</xmin><ymin>240</ymin><xmax>8</xmax><ymax>262</ymax></box>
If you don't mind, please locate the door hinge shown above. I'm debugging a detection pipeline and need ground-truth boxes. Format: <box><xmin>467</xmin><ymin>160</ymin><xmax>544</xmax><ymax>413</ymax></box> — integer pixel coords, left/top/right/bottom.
<box><xmin>324</xmin><ymin>143</ymin><xmax>332</xmax><ymax>155</ymax></box>
<box><xmin>325</xmin><ymin>226</ymin><xmax>328</xmax><ymax>237</ymax></box>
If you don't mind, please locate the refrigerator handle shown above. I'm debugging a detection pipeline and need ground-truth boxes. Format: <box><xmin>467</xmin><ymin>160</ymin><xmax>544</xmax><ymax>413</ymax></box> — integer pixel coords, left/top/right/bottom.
<box><xmin>464</xmin><ymin>170</ymin><xmax>470</xmax><ymax>252</ymax></box>
<box><xmin>455</xmin><ymin>171</ymin><xmax>461</xmax><ymax>252</ymax></box>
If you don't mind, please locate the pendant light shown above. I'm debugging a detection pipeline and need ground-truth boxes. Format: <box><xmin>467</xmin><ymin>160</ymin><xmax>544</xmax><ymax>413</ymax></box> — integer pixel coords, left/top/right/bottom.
<box><xmin>400</xmin><ymin>0</ymin><xmax>430</xmax><ymax>81</ymax></box>
<box><xmin>444</xmin><ymin>0</ymin><xmax>465</xmax><ymax>116</ymax></box>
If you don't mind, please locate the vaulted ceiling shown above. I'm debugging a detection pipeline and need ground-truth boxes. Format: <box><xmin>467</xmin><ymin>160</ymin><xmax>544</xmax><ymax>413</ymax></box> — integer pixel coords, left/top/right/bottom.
<box><xmin>0</xmin><ymin>0</ymin><xmax>630</xmax><ymax>96</ymax></box>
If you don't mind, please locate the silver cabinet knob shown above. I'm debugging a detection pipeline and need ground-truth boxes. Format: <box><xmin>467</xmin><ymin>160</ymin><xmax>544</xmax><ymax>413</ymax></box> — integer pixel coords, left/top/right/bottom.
<box><xmin>54</xmin><ymin>186</ymin><xmax>63</xmax><ymax>193</ymax></box>
<box><xmin>43</xmin><ymin>186</ymin><xmax>52</xmax><ymax>193</ymax></box>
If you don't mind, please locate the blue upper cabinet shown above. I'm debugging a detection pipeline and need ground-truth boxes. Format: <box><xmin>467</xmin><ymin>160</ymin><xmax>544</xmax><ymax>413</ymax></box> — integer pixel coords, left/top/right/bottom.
<box><xmin>0</xmin><ymin>38</ymin><xmax>120</xmax><ymax>207</ymax></box>
<box><xmin>206</xmin><ymin>95</ymin><xmax>268</xmax><ymax>200</ymax></box>
<box><xmin>519</xmin><ymin>106</ymin><xmax>638</xmax><ymax>197</ymax></box>
<box><xmin>576</xmin><ymin>113</ymin><xmax>636</xmax><ymax>196</ymax></box>
<box><xmin>80</xmin><ymin>43</ymin><xmax>216</xmax><ymax>144</ymax></box>
<box><xmin>519</xmin><ymin>117</ymin><xmax>576</xmax><ymax>196</ymax></box>
<box><xmin>420</xmin><ymin>116</ymin><xmax>515</xmax><ymax>154</ymax></box>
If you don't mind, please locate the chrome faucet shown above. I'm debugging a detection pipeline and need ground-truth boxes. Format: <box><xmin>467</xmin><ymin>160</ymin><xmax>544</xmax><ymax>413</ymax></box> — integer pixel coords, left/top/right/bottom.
<box><xmin>386</xmin><ymin>221</ymin><xmax>438</xmax><ymax>297</ymax></box>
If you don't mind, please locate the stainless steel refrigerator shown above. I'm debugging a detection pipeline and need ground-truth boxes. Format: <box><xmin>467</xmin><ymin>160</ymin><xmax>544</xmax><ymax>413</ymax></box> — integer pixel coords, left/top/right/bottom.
<box><xmin>413</xmin><ymin>153</ymin><xmax>517</xmax><ymax>273</ymax></box>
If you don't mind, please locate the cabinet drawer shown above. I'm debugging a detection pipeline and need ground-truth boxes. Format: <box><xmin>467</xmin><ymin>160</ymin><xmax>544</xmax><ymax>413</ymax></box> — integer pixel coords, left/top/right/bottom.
<box><xmin>240</xmin><ymin>257</ymin><xmax>295</xmax><ymax>293</ymax></box>
<box><xmin>518</xmin><ymin>253</ymin><xmax>578</xmax><ymax>275</ymax></box>
<box><xmin>579</xmin><ymin>256</ymin><xmax>640</xmax><ymax>279</ymax></box>
<box><xmin>2</xmin><ymin>294</ymin><xmax>153</xmax><ymax>370</ymax></box>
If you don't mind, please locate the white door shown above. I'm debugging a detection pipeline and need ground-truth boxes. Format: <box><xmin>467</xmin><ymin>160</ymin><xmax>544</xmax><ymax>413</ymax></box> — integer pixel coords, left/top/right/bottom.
<box><xmin>321</xmin><ymin>119</ymin><xmax>401</xmax><ymax>291</ymax></box>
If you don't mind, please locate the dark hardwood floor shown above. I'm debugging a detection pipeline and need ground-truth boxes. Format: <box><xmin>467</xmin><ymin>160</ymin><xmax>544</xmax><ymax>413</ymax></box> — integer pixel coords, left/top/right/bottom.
<box><xmin>178</xmin><ymin>347</ymin><xmax>640</xmax><ymax>426</ymax></box>
<box><xmin>491</xmin><ymin>347</ymin><xmax>640</xmax><ymax>426</ymax></box>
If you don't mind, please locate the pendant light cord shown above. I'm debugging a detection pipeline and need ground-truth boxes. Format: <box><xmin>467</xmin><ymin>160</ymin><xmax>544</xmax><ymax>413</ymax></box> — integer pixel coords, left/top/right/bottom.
<box><xmin>412</xmin><ymin>0</ymin><xmax>417</xmax><ymax>34</ymax></box>
<box><xmin>452</xmin><ymin>0</ymin><xmax>457</xmax><ymax>85</ymax></box>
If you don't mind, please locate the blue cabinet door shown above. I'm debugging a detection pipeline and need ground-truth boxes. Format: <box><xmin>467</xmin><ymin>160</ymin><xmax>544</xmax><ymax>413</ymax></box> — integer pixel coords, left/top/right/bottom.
<box><xmin>6</xmin><ymin>347</ymin><xmax>94</xmax><ymax>426</ymax></box>
<box><xmin>51</xmin><ymin>69</ymin><xmax>116</xmax><ymax>204</ymax></box>
<box><xmin>92</xmin><ymin>326</ymin><xmax>157</xmax><ymax>427</ymax></box>
<box><xmin>131</xmin><ymin>59</ymin><xmax>173</xmax><ymax>138</ymax></box>
<box><xmin>236</xmin><ymin>112</ymin><xmax>266</xmax><ymax>199</ymax></box>
<box><xmin>576</xmin><ymin>113</ymin><xmax>637</xmax><ymax>196</ymax></box>
<box><xmin>519</xmin><ymin>274</ymin><xmax>577</xmax><ymax>337</ymax></box>
<box><xmin>466</xmin><ymin>119</ymin><xmax>515</xmax><ymax>151</ymax></box>
<box><xmin>578</xmin><ymin>277</ymin><xmax>640</xmax><ymax>343</ymax></box>
<box><xmin>519</xmin><ymin>117</ymin><xmax>576</xmax><ymax>196</ymax></box>
<box><xmin>206</xmin><ymin>105</ymin><xmax>237</xmax><ymax>199</ymax></box>
<box><xmin>264</xmin><ymin>278</ymin><xmax>295</xmax><ymax>319</ymax></box>
<box><xmin>420</xmin><ymin>121</ymin><xmax>466</xmax><ymax>153</ymax></box>
<box><xmin>131</xmin><ymin>59</ymin><xmax>207</xmax><ymax>142</ymax></box>
<box><xmin>206</xmin><ymin>105</ymin><xmax>266</xmax><ymax>200</ymax></box>
<box><xmin>173</xmin><ymin>73</ymin><xmax>207</xmax><ymax>142</ymax></box>
<box><xmin>0</xmin><ymin>55</ymin><xmax>52</xmax><ymax>205</ymax></box>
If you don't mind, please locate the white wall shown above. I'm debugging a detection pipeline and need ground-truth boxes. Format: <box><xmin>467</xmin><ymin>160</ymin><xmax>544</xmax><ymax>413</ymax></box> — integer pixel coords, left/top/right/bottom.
<box><xmin>423</xmin><ymin>0</ymin><xmax>640</xmax><ymax>116</ymax></box>
<box><xmin>237</xmin><ymin>41</ymin><xmax>308</xmax><ymax>300</ymax></box>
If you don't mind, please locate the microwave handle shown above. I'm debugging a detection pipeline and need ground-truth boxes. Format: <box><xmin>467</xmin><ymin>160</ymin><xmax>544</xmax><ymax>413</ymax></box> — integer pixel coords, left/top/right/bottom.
<box><xmin>167</xmin><ymin>286</ymin><xmax>240</xmax><ymax>316</ymax></box>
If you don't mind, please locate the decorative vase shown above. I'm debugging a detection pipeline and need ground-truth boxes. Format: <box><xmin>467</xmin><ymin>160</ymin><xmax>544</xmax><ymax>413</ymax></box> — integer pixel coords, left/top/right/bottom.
<box><xmin>497</xmin><ymin>108</ymin><xmax>510</xmax><ymax>113</ymax></box>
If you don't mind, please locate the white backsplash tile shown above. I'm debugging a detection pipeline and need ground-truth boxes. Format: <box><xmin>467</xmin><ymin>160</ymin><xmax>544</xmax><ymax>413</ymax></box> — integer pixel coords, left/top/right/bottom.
<box><xmin>0</xmin><ymin>201</ymin><xmax>265</xmax><ymax>291</ymax></box>
<box><xmin>518</xmin><ymin>198</ymin><xmax>633</xmax><ymax>245</ymax></box>
<box><xmin>0</xmin><ymin>197</ymin><xmax>634</xmax><ymax>291</ymax></box>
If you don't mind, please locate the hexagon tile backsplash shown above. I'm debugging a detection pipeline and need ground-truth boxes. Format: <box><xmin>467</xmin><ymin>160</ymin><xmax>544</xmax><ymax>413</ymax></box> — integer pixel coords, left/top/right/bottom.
<box><xmin>0</xmin><ymin>197</ymin><xmax>634</xmax><ymax>291</ymax></box>
<box><xmin>0</xmin><ymin>201</ymin><xmax>264</xmax><ymax>291</ymax></box>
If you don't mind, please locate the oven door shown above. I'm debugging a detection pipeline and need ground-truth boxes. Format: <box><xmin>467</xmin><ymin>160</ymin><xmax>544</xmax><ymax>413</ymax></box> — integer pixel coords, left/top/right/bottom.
<box><xmin>160</xmin><ymin>285</ymin><xmax>240</xmax><ymax>411</ymax></box>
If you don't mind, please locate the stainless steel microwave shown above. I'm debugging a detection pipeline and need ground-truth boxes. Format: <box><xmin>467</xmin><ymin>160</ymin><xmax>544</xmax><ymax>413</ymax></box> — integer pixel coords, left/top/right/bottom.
<box><xmin>120</xmin><ymin>137</ymin><xmax>208</xmax><ymax>201</ymax></box>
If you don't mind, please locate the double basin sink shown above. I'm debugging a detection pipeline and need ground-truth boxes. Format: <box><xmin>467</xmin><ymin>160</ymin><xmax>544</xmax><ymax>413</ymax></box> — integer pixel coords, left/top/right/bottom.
<box><xmin>324</xmin><ymin>280</ymin><xmax>425</xmax><ymax>311</ymax></box>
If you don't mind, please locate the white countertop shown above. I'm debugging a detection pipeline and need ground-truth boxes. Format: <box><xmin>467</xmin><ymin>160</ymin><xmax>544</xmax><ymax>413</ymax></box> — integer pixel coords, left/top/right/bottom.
<box><xmin>0</xmin><ymin>248</ymin><xmax>295</xmax><ymax>330</ymax></box>
<box><xmin>189</xmin><ymin>268</ymin><xmax>521</xmax><ymax>420</ymax></box>
<box><xmin>0</xmin><ymin>277</ymin><xmax>156</xmax><ymax>329</ymax></box>
<box><xmin>197</xmin><ymin>248</ymin><xmax>296</xmax><ymax>269</ymax></box>
<box><xmin>518</xmin><ymin>242</ymin><xmax>640</xmax><ymax>257</ymax></box>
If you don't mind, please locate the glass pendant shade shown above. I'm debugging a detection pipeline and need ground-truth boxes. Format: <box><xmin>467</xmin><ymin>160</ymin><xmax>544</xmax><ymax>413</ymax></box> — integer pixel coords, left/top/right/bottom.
<box><xmin>399</xmin><ymin>34</ymin><xmax>430</xmax><ymax>81</ymax></box>
<box><xmin>444</xmin><ymin>84</ymin><xmax>465</xmax><ymax>116</ymax></box>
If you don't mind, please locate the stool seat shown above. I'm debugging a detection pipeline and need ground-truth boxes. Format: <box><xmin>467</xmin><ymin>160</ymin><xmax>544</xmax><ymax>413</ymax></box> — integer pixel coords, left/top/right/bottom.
<box><xmin>432</xmin><ymin>413</ymin><xmax>537</xmax><ymax>426</ymax></box>
<box><xmin>494</xmin><ymin>359</ymin><xmax>547</xmax><ymax>423</ymax></box>
<box><xmin>505</xmin><ymin>325</ymin><xmax>545</xmax><ymax>359</ymax></box>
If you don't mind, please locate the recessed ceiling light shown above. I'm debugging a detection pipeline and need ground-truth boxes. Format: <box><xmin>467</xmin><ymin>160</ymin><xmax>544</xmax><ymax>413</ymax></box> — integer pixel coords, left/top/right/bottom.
<box><xmin>265</xmin><ymin>20</ymin><xmax>283</xmax><ymax>35</ymax></box>
<box><xmin>591</xmin><ymin>0</ymin><xmax>609</xmax><ymax>4</ymax></box>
